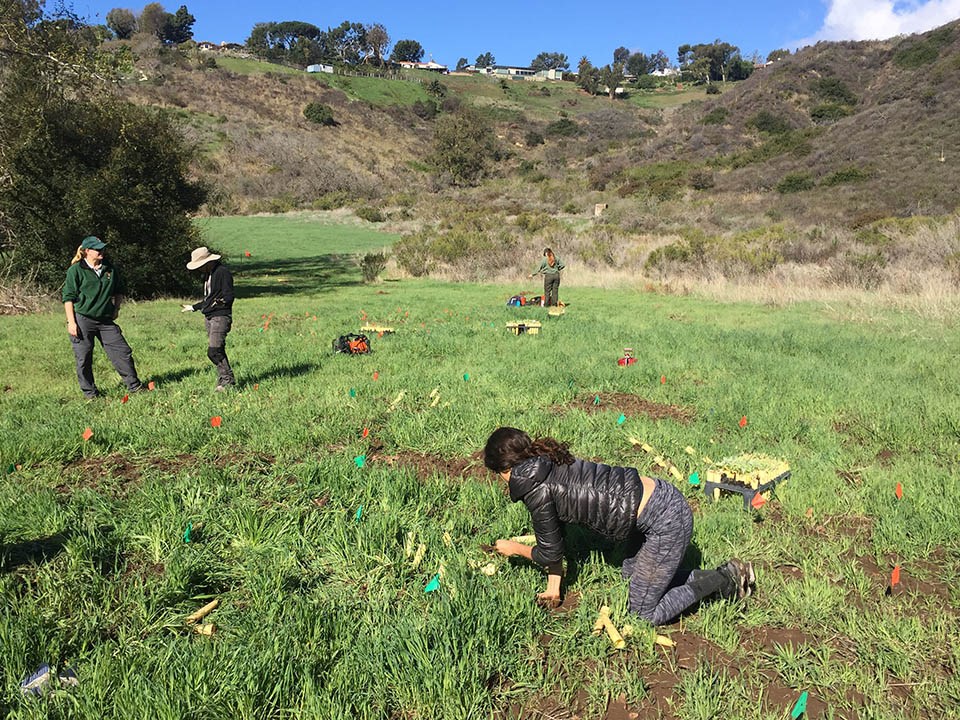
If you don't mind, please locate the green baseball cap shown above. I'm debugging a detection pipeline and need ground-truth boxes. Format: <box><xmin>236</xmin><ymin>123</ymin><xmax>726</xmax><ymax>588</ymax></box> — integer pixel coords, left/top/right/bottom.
<box><xmin>80</xmin><ymin>236</ymin><xmax>106</xmax><ymax>250</ymax></box>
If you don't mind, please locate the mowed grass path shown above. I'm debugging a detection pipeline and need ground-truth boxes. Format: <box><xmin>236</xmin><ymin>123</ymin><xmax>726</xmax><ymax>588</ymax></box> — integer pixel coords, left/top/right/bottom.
<box><xmin>0</xmin><ymin>215</ymin><xmax>958</xmax><ymax>718</ymax></box>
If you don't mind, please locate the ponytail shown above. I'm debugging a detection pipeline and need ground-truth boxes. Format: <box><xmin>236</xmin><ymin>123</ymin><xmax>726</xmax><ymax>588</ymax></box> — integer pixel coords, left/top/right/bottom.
<box><xmin>484</xmin><ymin>427</ymin><xmax>575</xmax><ymax>472</ymax></box>
<box><xmin>70</xmin><ymin>246</ymin><xmax>84</xmax><ymax>265</ymax></box>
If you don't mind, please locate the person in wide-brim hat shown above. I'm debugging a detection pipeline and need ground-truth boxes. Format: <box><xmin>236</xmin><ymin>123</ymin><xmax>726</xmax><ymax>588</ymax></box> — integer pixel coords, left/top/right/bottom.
<box><xmin>186</xmin><ymin>246</ymin><xmax>221</xmax><ymax>270</ymax></box>
<box><xmin>181</xmin><ymin>246</ymin><xmax>235</xmax><ymax>390</ymax></box>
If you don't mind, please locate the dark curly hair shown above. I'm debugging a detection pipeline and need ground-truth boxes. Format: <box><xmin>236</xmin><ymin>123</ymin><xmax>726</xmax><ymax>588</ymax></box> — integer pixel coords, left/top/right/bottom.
<box><xmin>483</xmin><ymin>427</ymin><xmax>575</xmax><ymax>472</ymax></box>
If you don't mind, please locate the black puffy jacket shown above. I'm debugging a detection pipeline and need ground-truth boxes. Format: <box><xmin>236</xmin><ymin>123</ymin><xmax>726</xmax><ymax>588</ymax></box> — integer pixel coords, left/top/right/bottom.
<box><xmin>508</xmin><ymin>455</ymin><xmax>644</xmax><ymax>566</ymax></box>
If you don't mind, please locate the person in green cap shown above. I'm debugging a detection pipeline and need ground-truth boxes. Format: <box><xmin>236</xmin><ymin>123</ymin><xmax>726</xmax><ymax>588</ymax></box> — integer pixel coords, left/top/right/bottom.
<box><xmin>62</xmin><ymin>236</ymin><xmax>143</xmax><ymax>399</ymax></box>
<box><xmin>529</xmin><ymin>247</ymin><xmax>565</xmax><ymax>307</ymax></box>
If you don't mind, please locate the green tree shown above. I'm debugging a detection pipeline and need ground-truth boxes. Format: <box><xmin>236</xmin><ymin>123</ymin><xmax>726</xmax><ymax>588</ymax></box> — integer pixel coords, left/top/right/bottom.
<box><xmin>767</xmin><ymin>48</ymin><xmax>790</xmax><ymax>62</ymax></box>
<box><xmin>137</xmin><ymin>1</ymin><xmax>166</xmax><ymax>37</ymax></box>
<box><xmin>474</xmin><ymin>51</ymin><xmax>495</xmax><ymax>68</ymax></box>
<box><xmin>577</xmin><ymin>56</ymin><xmax>600</xmax><ymax>94</ymax></box>
<box><xmin>600</xmin><ymin>63</ymin><xmax>625</xmax><ymax>99</ymax></box>
<box><xmin>613</xmin><ymin>46</ymin><xmax>629</xmax><ymax>65</ymax></box>
<box><xmin>303</xmin><ymin>102</ymin><xmax>335</xmax><ymax>125</ymax></box>
<box><xmin>455</xmin><ymin>56</ymin><xmax>468</xmax><ymax>71</ymax></box>
<box><xmin>325</xmin><ymin>21</ymin><xmax>366</xmax><ymax>65</ymax></box>
<box><xmin>105</xmin><ymin>7</ymin><xmax>137</xmax><ymax>39</ymax></box>
<box><xmin>530</xmin><ymin>51</ymin><xmax>568</xmax><ymax>72</ymax></box>
<box><xmin>430</xmin><ymin>107</ymin><xmax>499</xmax><ymax>185</ymax></box>
<box><xmin>159</xmin><ymin>4</ymin><xmax>194</xmax><ymax>44</ymax></box>
<box><xmin>390</xmin><ymin>38</ymin><xmax>423</xmax><ymax>62</ymax></box>
<box><xmin>0</xmin><ymin>0</ymin><xmax>205</xmax><ymax>296</ymax></box>
<box><xmin>364</xmin><ymin>23</ymin><xmax>389</xmax><ymax>64</ymax></box>
<box><xmin>679</xmin><ymin>40</ymin><xmax>739</xmax><ymax>82</ymax></box>
<box><xmin>626</xmin><ymin>51</ymin><xmax>649</xmax><ymax>76</ymax></box>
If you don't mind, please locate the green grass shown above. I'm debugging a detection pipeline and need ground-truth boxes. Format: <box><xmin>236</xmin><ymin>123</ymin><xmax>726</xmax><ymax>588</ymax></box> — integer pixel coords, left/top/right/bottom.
<box><xmin>1</xmin><ymin>217</ymin><xmax>958</xmax><ymax>717</ymax></box>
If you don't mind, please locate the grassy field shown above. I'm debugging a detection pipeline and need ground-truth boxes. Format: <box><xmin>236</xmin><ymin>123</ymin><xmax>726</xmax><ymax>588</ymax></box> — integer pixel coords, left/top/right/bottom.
<box><xmin>0</xmin><ymin>216</ymin><xmax>958</xmax><ymax>718</ymax></box>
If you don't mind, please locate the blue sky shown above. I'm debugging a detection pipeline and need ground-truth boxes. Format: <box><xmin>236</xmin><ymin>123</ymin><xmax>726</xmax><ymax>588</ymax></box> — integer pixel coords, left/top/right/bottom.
<box><xmin>74</xmin><ymin>0</ymin><xmax>960</xmax><ymax>67</ymax></box>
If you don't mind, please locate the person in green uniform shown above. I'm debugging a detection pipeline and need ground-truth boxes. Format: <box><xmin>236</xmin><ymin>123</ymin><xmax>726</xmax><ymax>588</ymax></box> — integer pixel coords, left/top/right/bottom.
<box><xmin>62</xmin><ymin>236</ymin><xmax>143</xmax><ymax>399</ymax></box>
<box><xmin>529</xmin><ymin>248</ymin><xmax>565</xmax><ymax>307</ymax></box>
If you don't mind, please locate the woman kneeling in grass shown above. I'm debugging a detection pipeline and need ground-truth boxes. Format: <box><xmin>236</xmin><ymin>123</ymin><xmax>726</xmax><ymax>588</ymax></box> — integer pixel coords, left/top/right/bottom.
<box><xmin>484</xmin><ymin>427</ymin><xmax>754</xmax><ymax>623</ymax></box>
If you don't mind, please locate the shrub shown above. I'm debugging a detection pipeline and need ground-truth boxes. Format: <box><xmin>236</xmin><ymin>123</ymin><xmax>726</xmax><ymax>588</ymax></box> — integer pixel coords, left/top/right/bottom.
<box><xmin>821</xmin><ymin>166</ymin><xmax>872</xmax><ymax>187</ymax></box>
<box><xmin>810</xmin><ymin>103</ymin><xmax>852</xmax><ymax>123</ymax></box>
<box><xmin>544</xmin><ymin>118</ymin><xmax>580</xmax><ymax>137</ymax></box>
<box><xmin>811</xmin><ymin>78</ymin><xmax>857</xmax><ymax>105</ymax></box>
<box><xmin>524</xmin><ymin>130</ymin><xmax>545</xmax><ymax>146</ymax></box>
<box><xmin>894</xmin><ymin>27</ymin><xmax>953</xmax><ymax>69</ymax></box>
<box><xmin>747</xmin><ymin>110</ymin><xmax>793</xmax><ymax>135</ymax></box>
<box><xmin>355</xmin><ymin>206</ymin><xmax>385</xmax><ymax>223</ymax></box>
<box><xmin>430</xmin><ymin>107</ymin><xmax>500</xmax><ymax>185</ymax></box>
<box><xmin>688</xmin><ymin>169</ymin><xmax>714</xmax><ymax>190</ymax></box>
<box><xmin>702</xmin><ymin>107</ymin><xmax>728</xmax><ymax>125</ymax></box>
<box><xmin>359</xmin><ymin>251</ymin><xmax>387</xmax><ymax>282</ymax></box>
<box><xmin>303</xmin><ymin>102</ymin><xmax>335</xmax><ymax>125</ymax></box>
<box><xmin>776</xmin><ymin>172</ymin><xmax>815</xmax><ymax>194</ymax></box>
<box><xmin>411</xmin><ymin>100</ymin><xmax>437</xmax><ymax>120</ymax></box>
<box><xmin>705</xmin><ymin>84</ymin><xmax>721</xmax><ymax>95</ymax></box>
<box><xmin>311</xmin><ymin>191</ymin><xmax>352</xmax><ymax>210</ymax></box>
<box><xmin>829</xmin><ymin>250</ymin><xmax>886</xmax><ymax>289</ymax></box>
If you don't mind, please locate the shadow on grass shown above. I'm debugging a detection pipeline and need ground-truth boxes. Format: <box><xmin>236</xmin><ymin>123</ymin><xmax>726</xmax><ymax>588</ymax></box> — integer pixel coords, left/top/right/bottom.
<box><xmin>242</xmin><ymin>362</ymin><xmax>321</xmax><ymax>386</ymax></box>
<box><xmin>1</xmin><ymin>532</ymin><xmax>70</xmax><ymax>572</ymax></box>
<box><xmin>148</xmin><ymin>366</ymin><xmax>204</xmax><ymax>386</ymax></box>
<box><xmin>231</xmin><ymin>254</ymin><xmax>362</xmax><ymax>298</ymax></box>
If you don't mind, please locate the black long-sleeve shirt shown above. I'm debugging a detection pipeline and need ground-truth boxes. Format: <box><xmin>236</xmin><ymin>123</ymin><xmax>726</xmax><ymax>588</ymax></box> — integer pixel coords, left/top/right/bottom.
<box><xmin>192</xmin><ymin>262</ymin><xmax>234</xmax><ymax>318</ymax></box>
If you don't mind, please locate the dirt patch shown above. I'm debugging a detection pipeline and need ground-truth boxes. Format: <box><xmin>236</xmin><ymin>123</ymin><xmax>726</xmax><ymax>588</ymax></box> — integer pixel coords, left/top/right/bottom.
<box><xmin>369</xmin><ymin>450</ymin><xmax>486</xmax><ymax>482</ymax></box>
<box><xmin>747</xmin><ymin>626</ymin><xmax>815</xmax><ymax>652</ymax></box>
<box><xmin>551</xmin><ymin>590</ymin><xmax>581</xmax><ymax>615</ymax></box>
<box><xmin>561</xmin><ymin>393</ymin><xmax>695</xmax><ymax>424</ymax></box>
<box><xmin>58</xmin><ymin>454</ymin><xmax>193</xmax><ymax>496</ymax></box>
<box><xmin>761</xmin><ymin>681</ymin><xmax>828</xmax><ymax>719</ymax></box>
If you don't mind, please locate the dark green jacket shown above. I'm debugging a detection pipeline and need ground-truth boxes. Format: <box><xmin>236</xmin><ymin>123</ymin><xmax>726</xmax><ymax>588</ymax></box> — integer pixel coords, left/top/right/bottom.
<box><xmin>62</xmin><ymin>259</ymin><xmax>124</xmax><ymax>321</ymax></box>
<box><xmin>534</xmin><ymin>257</ymin><xmax>565</xmax><ymax>276</ymax></box>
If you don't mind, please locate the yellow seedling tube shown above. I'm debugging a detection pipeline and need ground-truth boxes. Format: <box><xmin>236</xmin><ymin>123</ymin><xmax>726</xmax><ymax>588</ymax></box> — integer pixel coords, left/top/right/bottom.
<box><xmin>510</xmin><ymin>534</ymin><xmax>537</xmax><ymax>545</ymax></box>
<box><xmin>591</xmin><ymin>606</ymin><xmax>611</xmax><ymax>635</ymax></box>
<box><xmin>641</xmin><ymin>443</ymin><xmax>653</xmax><ymax>454</ymax></box>
<box><xmin>684</xmin><ymin>446</ymin><xmax>696</xmax><ymax>456</ymax></box>
<box><xmin>654</xmin><ymin>634</ymin><xmax>677</xmax><ymax>648</ymax></box>
<box><xmin>411</xmin><ymin>543</ymin><xmax>426</xmax><ymax>569</ymax></box>
<box><xmin>480</xmin><ymin>563</ymin><xmax>497</xmax><ymax>576</ymax></box>
<box><xmin>388</xmin><ymin>391</ymin><xmax>405</xmax><ymax>411</ymax></box>
<box><xmin>668</xmin><ymin>466</ymin><xmax>683</xmax><ymax>482</ymax></box>
<box><xmin>442</xmin><ymin>531</ymin><xmax>452</xmax><ymax>547</ymax></box>
<box><xmin>185</xmin><ymin>599</ymin><xmax>219</xmax><ymax>624</ymax></box>
<box><xmin>430</xmin><ymin>395</ymin><xmax>440</xmax><ymax>407</ymax></box>
<box><xmin>193</xmin><ymin>623</ymin><xmax>215</xmax><ymax>636</ymax></box>
<box><xmin>403</xmin><ymin>531</ymin><xmax>416</xmax><ymax>558</ymax></box>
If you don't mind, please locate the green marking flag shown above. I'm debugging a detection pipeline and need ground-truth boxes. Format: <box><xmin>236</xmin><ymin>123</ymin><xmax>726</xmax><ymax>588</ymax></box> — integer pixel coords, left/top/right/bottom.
<box><xmin>463</xmin><ymin>373</ymin><xmax>470</xmax><ymax>381</ymax></box>
<box><xmin>355</xmin><ymin>505</ymin><xmax>363</xmax><ymax>523</ymax></box>
<box><xmin>424</xmin><ymin>573</ymin><xmax>440</xmax><ymax>593</ymax></box>
<box><xmin>354</xmin><ymin>455</ymin><xmax>366</xmax><ymax>468</ymax></box>
<box><xmin>349</xmin><ymin>388</ymin><xmax>356</xmax><ymax>398</ymax></box>
<box><xmin>791</xmin><ymin>691</ymin><xmax>808</xmax><ymax>719</ymax></box>
<box><xmin>183</xmin><ymin>523</ymin><xmax>192</xmax><ymax>543</ymax></box>
<box><xmin>6</xmin><ymin>463</ymin><xmax>15</xmax><ymax>475</ymax></box>
<box><xmin>617</xmin><ymin>414</ymin><xmax>626</xmax><ymax>425</ymax></box>
<box><xmin>593</xmin><ymin>395</ymin><xmax>601</xmax><ymax>405</ymax></box>
<box><xmin>689</xmin><ymin>472</ymin><xmax>700</xmax><ymax>486</ymax></box>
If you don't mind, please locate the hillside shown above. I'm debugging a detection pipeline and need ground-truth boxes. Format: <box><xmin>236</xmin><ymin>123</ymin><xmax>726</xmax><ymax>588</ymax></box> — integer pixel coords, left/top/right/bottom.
<box><xmin>116</xmin><ymin>25</ymin><xmax>960</xmax><ymax>291</ymax></box>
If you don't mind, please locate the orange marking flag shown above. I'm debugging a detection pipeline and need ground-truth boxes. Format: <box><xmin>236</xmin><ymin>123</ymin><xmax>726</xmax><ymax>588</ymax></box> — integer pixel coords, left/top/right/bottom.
<box><xmin>750</xmin><ymin>493</ymin><xmax>767</xmax><ymax>509</ymax></box>
<box><xmin>739</xmin><ymin>415</ymin><xmax>748</xmax><ymax>428</ymax></box>
<box><xmin>147</xmin><ymin>381</ymin><xmax>155</xmax><ymax>391</ymax></box>
<box><xmin>895</xmin><ymin>482</ymin><xmax>903</xmax><ymax>500</ymax></box>
<box><xmin>82</xmin><ymin>427</ymin><xmax>94</xmax><ymax>442</ymax></box>
<box><xmin>210</xmin><ymin>416</ymin><xmax>222</xmax><ymax>428</ymax></box>
<box><xmin>890</xmin><ymin>566</ymin><xmax>901</xmax><ymax>588</ymax></box>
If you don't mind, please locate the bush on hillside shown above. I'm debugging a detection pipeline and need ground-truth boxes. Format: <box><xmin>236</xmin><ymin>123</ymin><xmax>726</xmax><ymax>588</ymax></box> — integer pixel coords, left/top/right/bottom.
<box><xmin>810</xmin><ymin>102</ymin><xmax>853</xmax><ymax>124</ymax></box>
<box><xmin>702</xmin><ymin>107</ymin><xmax>728</xmax><ymax>125</ymax></box>
<box><xmin>430</xmin><ymin>107</ymin><xmax>500</xmax><ymax>186</ymax></box>
<box><xmin>893</xmin><ymin>27</ymin><xmax>954</xmax><ymax>69</ymax></box>
<box><xmin>524</xmin><ymin>130</ymin><xmax>545</xmax><ymax>146</ymax></box>
<box><xmin>304</xmin><ymin>102</ymin><xmax>336</xmax><ymax>125</ymax></box>
<box><xmin>705</xmin><ymin>84</ymin><xmax>721</xmax><ymax>95</ymax></box>
<box><xmin>411</xmin><ymin>100</ymin><xmax>437</xmax><ymax>120</ymax></box>
<box><xmin>811</xmin><ymin>77</ymin><xmax>857</xmax><ymax>105</ymax></box>
<box><xmin>355</xmin><ymin>206</ymin><xmax>385</xmax><ymax>223</ymax></box>
<box><xmin>776</xmin><ymin>172</ymin><xmax>815</xmax><ymax>194</ymax></box>
<box><xmin>821</xmin><ymin>166</ymin><xmax>873</xmax><ymax>187</ymax></box>
<box><xmin>747</xmin><ymin>110</ymin><xmax>793</xmax><ymax>135</ymax></box>
<box><xmin>544</xmin><ymin>118</ymin><xmax>580</xmax><ymax>137</ymax></box>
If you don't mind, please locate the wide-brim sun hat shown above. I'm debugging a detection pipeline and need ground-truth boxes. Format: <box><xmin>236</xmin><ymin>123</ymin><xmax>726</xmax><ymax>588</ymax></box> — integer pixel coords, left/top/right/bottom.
<box><xmin>187</xmin><ymin>246</ymin><xmax>221</xmax><ymax>270</ymax></box>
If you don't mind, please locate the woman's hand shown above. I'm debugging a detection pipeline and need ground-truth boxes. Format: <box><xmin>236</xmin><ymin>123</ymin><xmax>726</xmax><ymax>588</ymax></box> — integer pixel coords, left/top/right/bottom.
<box><xmin>494</xmin><ymin>539</ymin><xmax>533</xmax><ymax>559</ymax></box>
<box><xmin>67</xmin><ymin>321</ymin><xmax>78</xmax><ymax>337</ymax></box>
<box><xmin>181</xmin><ymin>304</ymin><xmax>194</xmax><ymax>313</ymax></box>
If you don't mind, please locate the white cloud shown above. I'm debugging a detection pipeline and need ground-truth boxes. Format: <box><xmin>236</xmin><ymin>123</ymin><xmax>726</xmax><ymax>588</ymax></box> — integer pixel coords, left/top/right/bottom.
<box><xmin>796</xmin><ymin>0</ymin><xmax>960</xmax><ymax>47</ymax></box>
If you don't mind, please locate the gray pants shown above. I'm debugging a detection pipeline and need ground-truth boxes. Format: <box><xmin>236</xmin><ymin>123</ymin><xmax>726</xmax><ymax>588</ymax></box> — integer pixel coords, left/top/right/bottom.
<box><xmin>543</xmin><ymin>275</ymin><xmax>560</xmax><ymax>306</ymax></box>
<box><xmin>623</xmin><ymin>479</ymin><xmax>734</xmax><ymax>625</ymax></box>
<box><xmin>70</xmin><ymin>314</ymin><xmax>142</xmax><ymax>398</ymax></box>
<box><xmin>205</xmin><ymin>315</ymin><xmax>234</xmax><ymax>387</ymax></box>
